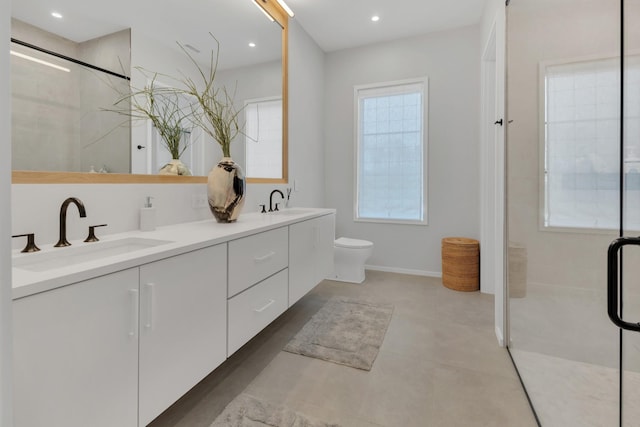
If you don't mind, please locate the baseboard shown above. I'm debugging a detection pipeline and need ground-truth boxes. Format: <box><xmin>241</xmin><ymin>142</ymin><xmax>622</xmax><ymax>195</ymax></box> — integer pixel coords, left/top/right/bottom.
<box><xmin>365</xmin><ymin>264</ymin><xmax>442</xmax><ymax>278</ymax></box>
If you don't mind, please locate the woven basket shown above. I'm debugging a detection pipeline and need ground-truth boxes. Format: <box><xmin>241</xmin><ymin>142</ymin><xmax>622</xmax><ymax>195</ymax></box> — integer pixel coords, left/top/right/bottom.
<box><xmin>441</xmin><ymin>237</ymin><xmax>479</xmax><ymax>292</ymax></box>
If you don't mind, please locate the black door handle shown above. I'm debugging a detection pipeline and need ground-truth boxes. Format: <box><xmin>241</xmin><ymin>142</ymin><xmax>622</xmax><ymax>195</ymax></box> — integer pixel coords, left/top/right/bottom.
<box><xmin>607</xmin><ymin>236</ymin><xmax>640</xmax><ymax>331</ymax></box>
<box><xmin>494</xmin><ymin>119</ymin><xmax>503</xmax><ymax>126</ymax></box>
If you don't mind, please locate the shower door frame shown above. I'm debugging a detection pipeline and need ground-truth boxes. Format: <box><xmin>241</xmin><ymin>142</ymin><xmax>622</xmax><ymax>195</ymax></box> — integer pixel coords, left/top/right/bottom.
<box><xmin>505</xmin><ymin>1</ymin><xmax>632</xmax><ymax>426</ymax></box>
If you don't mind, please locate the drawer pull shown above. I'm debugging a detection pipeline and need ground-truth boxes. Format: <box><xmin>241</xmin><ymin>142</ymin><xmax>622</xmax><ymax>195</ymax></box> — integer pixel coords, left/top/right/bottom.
<box><xmin>254</xmin><ymin>251</ymin><xmax>276</xmax><ymax>263</ymax></box>
<box><xmin>254</xmin><ymin>299</ymin><xmax>275</xmax><ymax>313</ymax></box>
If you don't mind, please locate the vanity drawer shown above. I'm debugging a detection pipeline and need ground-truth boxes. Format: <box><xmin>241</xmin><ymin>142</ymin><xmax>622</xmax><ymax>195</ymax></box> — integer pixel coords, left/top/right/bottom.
<box><xmin>228</xmin><ymin>227</ymin><xmax>288</xmax><ymax>297</ymax></box>
<box><xmin>227</xmin><ymin>269</ymin><xmax>288</xmax><ymax>356</ymax></box>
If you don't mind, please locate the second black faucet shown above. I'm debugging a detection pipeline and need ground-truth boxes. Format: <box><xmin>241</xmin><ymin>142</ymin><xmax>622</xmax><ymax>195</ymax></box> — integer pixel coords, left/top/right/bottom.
<box><xmin>269</xmin><ymin>189</ymin><xmax>284</xmax><ymax>212</ymax></box>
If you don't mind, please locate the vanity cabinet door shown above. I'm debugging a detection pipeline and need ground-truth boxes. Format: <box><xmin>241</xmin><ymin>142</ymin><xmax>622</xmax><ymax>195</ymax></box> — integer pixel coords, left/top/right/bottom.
<box><xmin>289</xmin><ymin>214</ymin><xmax>335</xmax><ymax>305</ymax></box>
<box><xmin>315</xmin><ymin>213</ymin><xmax>336</xmax><ymax>283</ymax></box>
<box><xmin>138</xmin><ymin>244</ymin><xmax>227</xmax><ymax>427</ymax></box>
<box><xmin>13</xmin><ymin>268</ymin><xmax>139</xmax><ymax>427</ymax></box>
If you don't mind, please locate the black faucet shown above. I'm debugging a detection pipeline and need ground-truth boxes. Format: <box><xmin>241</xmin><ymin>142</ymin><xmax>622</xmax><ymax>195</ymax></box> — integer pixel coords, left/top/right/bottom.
<box><xmin>269</xmin><ymin>189</ymin><xmax>284</xmax><ymax>212</ymax></box>
<box><xmin>55</xmin><ymin>197</ymin><xmax>87</xmax><ymax>247</ymax></box>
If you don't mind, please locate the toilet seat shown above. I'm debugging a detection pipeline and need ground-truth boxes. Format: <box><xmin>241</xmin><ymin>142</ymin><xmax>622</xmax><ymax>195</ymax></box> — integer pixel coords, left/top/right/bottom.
<box><xmin>335</xmin><ymin>237</ymin><xmax>373</xmax><ymax>249</ymax></box>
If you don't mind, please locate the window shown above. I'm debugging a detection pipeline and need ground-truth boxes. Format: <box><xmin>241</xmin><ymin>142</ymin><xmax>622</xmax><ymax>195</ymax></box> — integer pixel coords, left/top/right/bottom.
<box><xmin>244</xmin><ymin>97</ymin><xmax>283</xmax><ymax>179</ymax></box>
<box><xmin>542</xmin><ymin>56</ymin><xmax>640</xmax><ymax>230</ymax></box>
<box><xmin>355</xmin><ymin>78</ymin><xmax>428</xmax><ymax>224</ymax></box>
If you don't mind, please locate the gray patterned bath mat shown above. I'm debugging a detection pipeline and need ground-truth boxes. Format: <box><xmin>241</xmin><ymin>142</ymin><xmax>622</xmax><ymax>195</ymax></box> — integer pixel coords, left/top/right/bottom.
<box><xmin>210</xmin><ymin>394</ymin><xmax>340</xmax><ymax>427</ymax></box>
<box><xmin>283</xmin><ymin>297</ymin><xmax>394</xmax><ymax>370</ymax></box>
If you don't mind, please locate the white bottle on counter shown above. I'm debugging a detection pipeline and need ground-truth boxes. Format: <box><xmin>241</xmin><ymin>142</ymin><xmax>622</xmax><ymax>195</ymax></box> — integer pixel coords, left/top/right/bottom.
<box><xmin>140</xmin><ymin>196</ymin><xmax>156</xmax><ymax>232</ymax></box>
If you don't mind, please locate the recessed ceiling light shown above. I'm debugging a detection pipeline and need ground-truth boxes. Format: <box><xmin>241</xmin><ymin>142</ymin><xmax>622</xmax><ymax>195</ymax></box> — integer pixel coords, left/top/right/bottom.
<box><xmin>51</xmin><ymin>12</ymin><xmax>63</xmax><ymax>19</ymax></box>
<box><xmin>371</xmin><ymin>15</ymin><xmax>380</xmax><ymax>22</ymax></box>
<box><xmin>249</xmin><ymin>42</ymin><xmax>256</xmax><ymax>48</ymax></box>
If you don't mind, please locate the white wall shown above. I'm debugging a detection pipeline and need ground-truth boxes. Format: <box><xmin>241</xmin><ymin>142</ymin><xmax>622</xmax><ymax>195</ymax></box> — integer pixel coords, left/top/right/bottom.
<box><xmin>481</xmin><ymin>0</ymin><xmax>506</xmax><ymax>345</ymax></box>
<box><xmin>507</xmin><ymin>0</ymin><xmax>631</xmax><ymax>290</ymax></box>
<box><xmin>481</xmin><ymin>0</ymin><xmax>503</xmax><ymax>49</ymax></box>
<box><xmin>217</xmin><ymin>59</ymin><xmax>282</xmax><ymax>177</ymax></box>
<box><xmin>11</xmin><ymin>183</ymin><xmax>212</xmax><ymax>247</ymax></box>
<box><xmin>324</xmin><ymin>25</ymin><xmax>481</xmax><ymax>276</ymax></box>
<box><xmin>287</xmin><ymin>21</ymin><xmax>326</xmax><ymax>209</ymax></box>
<box><xmin>1</xmin><ymin>2</ymin><xmax>14</xmax><ymax>425</ymax></box>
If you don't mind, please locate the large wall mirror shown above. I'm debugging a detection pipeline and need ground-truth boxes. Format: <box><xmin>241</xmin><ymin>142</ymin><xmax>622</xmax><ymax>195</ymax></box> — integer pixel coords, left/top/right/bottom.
<box><xmin>11</xmin><ymin>0</ymin><xmax>288</xmax><ymax>184</ymax></box>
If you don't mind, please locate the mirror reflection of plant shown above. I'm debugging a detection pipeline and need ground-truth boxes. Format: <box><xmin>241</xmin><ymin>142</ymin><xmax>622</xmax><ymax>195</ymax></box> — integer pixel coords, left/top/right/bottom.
<box><xmin>177</xmin><ymin>34</ymin><xmax>243</xmax><ymax>158</ymax></box>
<box><xmin>113</xmin><ymin>72</ymin><xmax>193</xmax><ymax>161</ymax></box>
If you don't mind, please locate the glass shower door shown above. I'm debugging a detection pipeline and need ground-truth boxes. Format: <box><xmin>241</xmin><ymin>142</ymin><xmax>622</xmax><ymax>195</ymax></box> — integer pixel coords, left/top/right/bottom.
<box><xmin>619</xmin><ymin>1</ymin><xmax>640</xmax><ymax>424</ymax></box>
<box><xmin>507</xmin><ymin>0</ymin><xmax>626</xmax><ymax>425</ymax></box>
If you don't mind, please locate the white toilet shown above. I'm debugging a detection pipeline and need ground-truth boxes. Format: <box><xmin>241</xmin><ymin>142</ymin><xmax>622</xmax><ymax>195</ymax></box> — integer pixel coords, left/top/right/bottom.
<box><xmin>330</xmin><ymin>237</ymin><xmax>374</xmax><ymax>283</ymax></box>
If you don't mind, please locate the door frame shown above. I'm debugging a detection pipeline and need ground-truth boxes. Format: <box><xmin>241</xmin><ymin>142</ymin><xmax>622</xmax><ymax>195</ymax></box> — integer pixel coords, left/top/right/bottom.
<box><xmin>481</xmin><ymin>5</ymin><xmax>507</xmax><ymax>346</ymax></box>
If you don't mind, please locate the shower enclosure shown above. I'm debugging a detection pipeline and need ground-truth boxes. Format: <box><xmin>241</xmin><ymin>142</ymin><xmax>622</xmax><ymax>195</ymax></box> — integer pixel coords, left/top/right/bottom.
<box><xmin>507</xmin><ymin>0</ymin><xmax>640</xmax><ymax>425</ymax></box>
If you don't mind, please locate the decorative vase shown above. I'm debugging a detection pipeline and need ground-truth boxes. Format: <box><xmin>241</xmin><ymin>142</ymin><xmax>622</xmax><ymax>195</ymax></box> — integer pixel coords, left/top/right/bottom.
<box><xmin>159</xmin><ymin>159</ymin><xmax>192</xmax><ymax>176</ymax></box>
<box><xmin>207</xmin><ymin>157</ymin><xmax>245</xmax><ymax>223</ymax></box>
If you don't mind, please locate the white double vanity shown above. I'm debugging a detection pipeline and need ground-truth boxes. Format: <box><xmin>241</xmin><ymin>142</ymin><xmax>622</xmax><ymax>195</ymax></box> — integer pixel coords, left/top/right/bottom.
<box><xmin>11</xmin><ymin>208</ymin><xmax>335</xmax><ymax>427</ymax></box>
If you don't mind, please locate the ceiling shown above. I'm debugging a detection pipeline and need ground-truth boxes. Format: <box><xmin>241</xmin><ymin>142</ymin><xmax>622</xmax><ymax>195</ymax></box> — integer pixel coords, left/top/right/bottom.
<box><xmin>287</xmin><ymin>0</ymin><xmax>488</xmax><ymax>52</ymax></box>
<box><xmin>10</xmin><ymin>0</ymin><xmax>283</xmax><ymax>70</ymax></box>
<box><xmin>10</xmin><ymin>0</ymin><xmax>489</xmax><ymax>68</ymax></box>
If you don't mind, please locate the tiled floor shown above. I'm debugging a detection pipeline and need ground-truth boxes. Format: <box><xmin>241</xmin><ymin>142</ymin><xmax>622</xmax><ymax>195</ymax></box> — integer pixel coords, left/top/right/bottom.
<box><xmin>511</xmin><ymin>349</ymin><xmax>640</xmax><ymax>427</ymax></box>
<box><xmin>509</xmin><ymin>283</ymin><xmax>640</xmax><ymax>426</ymax></box>
<box><xmin>149</xmin><ymin>271</ymin><xmax>537</xmax><ymax>427</ymax></box>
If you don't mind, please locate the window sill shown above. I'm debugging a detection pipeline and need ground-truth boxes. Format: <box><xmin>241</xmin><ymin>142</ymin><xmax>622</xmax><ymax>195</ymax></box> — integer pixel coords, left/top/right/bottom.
<box><xmin>354</xmin><ymin>217</ymin><xmax>428</xmax><ymax>226</ymax></box>
<box><xmin>539</xmin><ymin>224</ymin><xmax>624</xmax><ymax>236</ymax></box>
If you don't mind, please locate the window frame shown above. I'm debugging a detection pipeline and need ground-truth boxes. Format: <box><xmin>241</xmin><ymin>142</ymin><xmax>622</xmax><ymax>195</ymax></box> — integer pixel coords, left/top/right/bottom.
<box><xmin>244</xmin><ymin>95</ymin><xmax>283</xmax><ymax>180</ymax></box>
<box><xmin>353</xmin><ymin>77</ymin><xmax>429</xmax><ymax>226</ymax></box>
<box><xmin>538</xmin><ymin>53</ymin><xmax>634</xmax><ymax>234</ymax></box>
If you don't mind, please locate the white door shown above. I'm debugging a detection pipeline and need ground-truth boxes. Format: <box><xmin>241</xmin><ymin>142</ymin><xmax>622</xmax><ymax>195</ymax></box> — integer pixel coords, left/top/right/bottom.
<box><xmin>13</xmin><ymin>269</ymin><xmax>139</xmax><ymax>427</ymax></box>
<box><xmin>315</xmin><ymin>213</ymin><xmax>336</xmax><ymax>284</ymax></box>
<box><xmin>289</xmin><ymin>214</ymin><xmax>335</xmax><ymax>305</ymax></box>
<box><xmin>138</xmin><ymin>245</ymin><xmax>227</xmax><ymax>426</ymax></box>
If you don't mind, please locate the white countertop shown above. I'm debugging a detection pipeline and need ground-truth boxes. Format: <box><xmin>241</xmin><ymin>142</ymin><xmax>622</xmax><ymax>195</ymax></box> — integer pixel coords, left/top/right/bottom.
<box><xmin>12</xmin><ymin>208</ymin><xmax>335</xmax><ymax>300</ymax></box>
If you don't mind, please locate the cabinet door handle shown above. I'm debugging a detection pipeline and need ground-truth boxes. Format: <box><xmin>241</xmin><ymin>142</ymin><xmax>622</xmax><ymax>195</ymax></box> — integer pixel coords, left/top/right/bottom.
<box><xmin>254</xmin><ymin>299</ymin><xmax>275</xmax><ymax>313</ymax></box>
<box><xmin>254</xmin><ymin>251</ymin><xmax>276</xmax><ymax>263</ymax></box>
<box><xmin>129</xmin><ymin>289</ymin><xmax>139</xmax><ymax>337</ymax></box>
<box><xmin>145</xmin><ymin>283</ymin><xmax>155</xmax><ymax>329</ymax></box>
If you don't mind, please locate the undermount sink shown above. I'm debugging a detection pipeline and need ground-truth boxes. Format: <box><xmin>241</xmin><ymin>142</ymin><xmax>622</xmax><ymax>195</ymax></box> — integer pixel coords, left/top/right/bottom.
<box><xmin>270</xmin><ymin>208</ymin><xmax>313</xmax><ymax>216</ymax></box>
<box><xmin>13</xmin><ymin>237</ymin><xmax>173</xmax><ymax>272</ymax></box>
